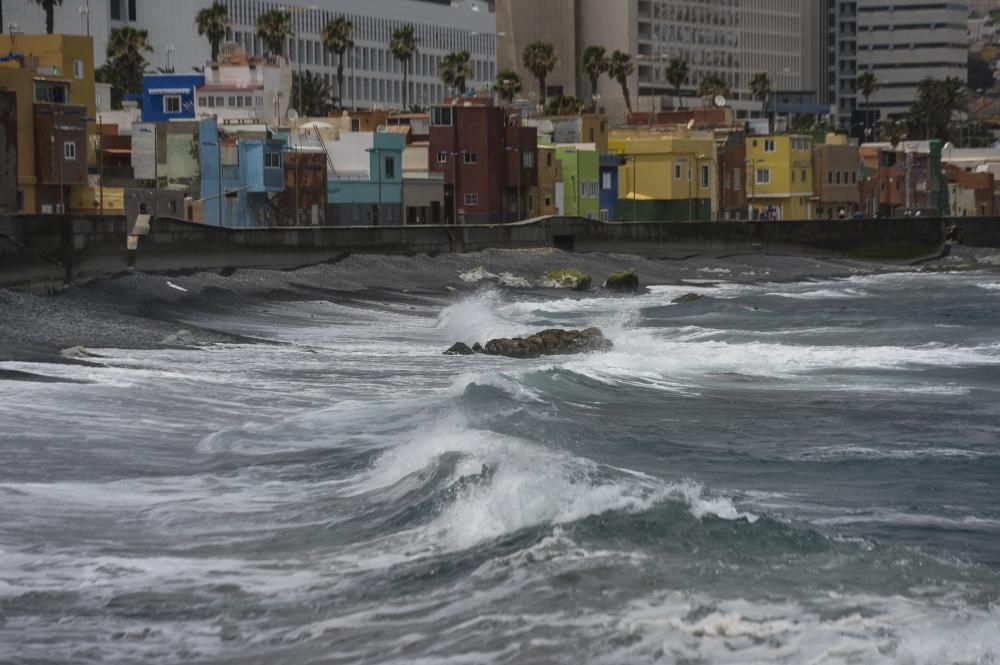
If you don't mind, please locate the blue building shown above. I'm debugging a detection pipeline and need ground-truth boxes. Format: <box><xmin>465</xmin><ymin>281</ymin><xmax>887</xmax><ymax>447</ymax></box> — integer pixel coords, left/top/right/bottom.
<box><xmin>199</xmin><ymin>119</ymin><xmax>286</xmax><ymax>227</ymax></box>
<box><xmin>327</xmin><ymin>132</ymin><xmax>405</xmax><ymax>226</ymax></box>
<box><xmin>599</xmin><ymin>154</ymin><xmax>624</xmax><ymax>222</ymax></box>
<box><xmin>142</xmin><ymin>73</ymin><xmax>204</xmax><ymax>123</ymax></box>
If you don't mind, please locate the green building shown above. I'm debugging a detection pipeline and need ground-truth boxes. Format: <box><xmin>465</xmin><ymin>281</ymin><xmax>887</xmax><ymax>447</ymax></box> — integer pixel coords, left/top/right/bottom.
<box><xmin>554</xmin><ymin>144</ymin><xmax>600</xmax><ymax>220</ymax></box>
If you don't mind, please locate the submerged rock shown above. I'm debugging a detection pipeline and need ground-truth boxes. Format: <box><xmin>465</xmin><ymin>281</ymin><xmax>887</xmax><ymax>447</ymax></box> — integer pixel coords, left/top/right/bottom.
<box><xmin>446</xmin><ymin>327</ymin><xmax>612</xmax><ymax>359</ymax></box>
<box><xmin>672</xmin><ymin>292</ymin><xmax>704</xmax><ymax>304</ymax></box>
<box><xmin>544</xmin><ymin>269</ymin><xmax>592</xmax><ymax>291</ymax></box>
<box><xmin>444</xmin><ymin>342</ymin><xmax>474</xmax><ymax>356</ymax></box>
<box><xmin>605</xmin><ymin>270</ymin><xmax>640</xmax><ymax>292</ymax></box>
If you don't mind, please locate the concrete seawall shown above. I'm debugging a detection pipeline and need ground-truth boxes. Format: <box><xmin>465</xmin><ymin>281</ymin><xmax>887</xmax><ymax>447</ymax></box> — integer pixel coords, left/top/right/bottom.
<box><xmin>0</xmin><ymin>214</ymin><xmax>968</xmax><ymax>291</ymax></box>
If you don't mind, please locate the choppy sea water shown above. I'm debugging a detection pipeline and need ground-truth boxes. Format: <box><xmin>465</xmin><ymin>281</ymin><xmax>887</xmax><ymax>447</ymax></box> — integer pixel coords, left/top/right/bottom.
<box><xmin>2</xmin><ymin>270</ymin><xmax>1000</xmax><ymax>664</ymax></box>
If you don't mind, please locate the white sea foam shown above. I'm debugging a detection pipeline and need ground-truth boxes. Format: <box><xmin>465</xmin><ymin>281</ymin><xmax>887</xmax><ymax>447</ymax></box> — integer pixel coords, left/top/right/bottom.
<box><xmin>434</xmin><ymin>288</ymin><xmax>532</xmax><ymax>343</ymax></box>
<box><xmin>766</xmin><ymin>287</ymin><xmax>870</xmax><ymax>299</ymax></box>
<box><xmin>459</xmin><ymin>266</ymin><xmax>533</xmax><ymax>288</ymax></box>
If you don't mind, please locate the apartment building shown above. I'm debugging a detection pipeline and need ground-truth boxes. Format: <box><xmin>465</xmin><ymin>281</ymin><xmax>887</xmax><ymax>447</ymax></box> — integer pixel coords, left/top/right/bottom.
<box><xmin>497</xmin><ymin>0</ymin><xmax>802</xmax><ymax>123</ymax></box>
<box><xmin>3</xmin><ymin>0</ymin><xmax>496</xmax><ymax>111</ymax></box>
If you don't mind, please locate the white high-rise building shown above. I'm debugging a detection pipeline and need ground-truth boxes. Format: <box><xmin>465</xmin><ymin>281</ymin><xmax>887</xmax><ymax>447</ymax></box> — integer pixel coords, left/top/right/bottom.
<box><xmin>856</xmin><ymin>1</ymin><xmax>969</xmax><ymax>118</ymax></box>
<box><xmin>498</xmin><ymin>0</ymin><xmax>804</xmax><ymax>122</ymax></box>
<box><xmin>2</xmin><ymin>0</ymin><xmax>496</xmax><ymax>111</ymax></box>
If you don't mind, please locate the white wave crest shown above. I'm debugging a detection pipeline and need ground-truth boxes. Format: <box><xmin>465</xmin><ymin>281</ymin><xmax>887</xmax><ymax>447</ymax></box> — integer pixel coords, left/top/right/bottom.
<box><xmin>433</xmin><ymin>288</ymin><xmax>531</xmax><ymax>343</ymax></box>
<box><xmin>459</xmin><ymin>266</ymin><xmax>533</xmax><ymax>288</ymax></box>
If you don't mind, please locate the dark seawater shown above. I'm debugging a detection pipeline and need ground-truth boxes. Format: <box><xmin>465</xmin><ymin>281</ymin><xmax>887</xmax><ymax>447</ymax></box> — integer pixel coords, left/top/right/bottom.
<box><xmin>1</xmin><ymin>269</ymin><xmax>999</xmax><ymax>664</ymax></box>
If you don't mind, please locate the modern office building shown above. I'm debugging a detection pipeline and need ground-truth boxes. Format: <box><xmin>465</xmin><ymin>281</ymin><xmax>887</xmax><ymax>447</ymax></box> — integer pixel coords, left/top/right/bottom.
<box><xmin>497</xmin><ymin>0</ymin><xmax>803</xmax><ymax>122</ymax></box>
<box><xmin>818</xmin><ymin>0</ymin><xmax>969</xmax><ymax>127</ymax></box>
<box><xmin>3</xmin><ymin>0</ymin><xmax>496</xmax><ymax>111</ymax></box>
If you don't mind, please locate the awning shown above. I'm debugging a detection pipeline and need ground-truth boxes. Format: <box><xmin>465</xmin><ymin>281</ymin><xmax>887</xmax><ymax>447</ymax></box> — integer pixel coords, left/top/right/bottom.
<box><xmin>148</xmin><ymin>88</ymin><xmax>192</xmax><ymax>95</ymax></box>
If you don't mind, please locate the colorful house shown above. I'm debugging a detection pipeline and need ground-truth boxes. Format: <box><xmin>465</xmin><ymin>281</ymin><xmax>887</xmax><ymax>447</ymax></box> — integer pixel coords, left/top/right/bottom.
<box><xmin>609</xmin><ymin>128</ymin><xmax>718</xmax><ymax>222</ymax></box>
<box><xmin>745</xmin><ymin>134</ymin><xmax>814</xmax><ymax>220</ymax></box>
<box><xmin>142</xmin><ymin>73</ymin><xmax>204</xmax><ymax>122</ymax></box>
<box><xmin>0</xmin><ymin>34</ymin><xmax>96</xmax><ymax>121</ymax></box>
<box><xmin>327</xmin><ymin>131</ymin><xmax>405</xmax><ymax>226</ymax></box>
<box><xmin>554</xmin><ymin>143</ymin><xmax>600</xmax><ymax>219</ymax></box>
<box><xmin>199</xmin><ymin>119</ymin><xmax>286</xmax><ymax>227</ymax></box>
<box><xmin>530</xmin><ymin>144</ymin><xmax>562</xmax><ymax>218</ymax></box>
<box><xmin>599</xmin><ymin>154</ymin><xmax>624</xmax><ymax>222</ymax></box>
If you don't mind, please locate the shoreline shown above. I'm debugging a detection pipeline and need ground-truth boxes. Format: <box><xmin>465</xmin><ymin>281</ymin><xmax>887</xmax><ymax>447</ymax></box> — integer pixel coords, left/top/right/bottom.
<box><xmin>2</xmin><ymin>246</ymin><xmax>998</xmax><ymax>368</ymax></box>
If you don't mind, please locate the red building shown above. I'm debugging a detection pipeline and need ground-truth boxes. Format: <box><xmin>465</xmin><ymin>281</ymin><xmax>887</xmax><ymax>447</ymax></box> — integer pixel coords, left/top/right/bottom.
<box><xmin>716</xmin><ymin>130</ymin><xmax>747</xmax><ymax>220</ymax></box>
<box><xmin>429</xmin><ymin>98</ymin><xmax>538</xmax><ymax>224</ymax></box>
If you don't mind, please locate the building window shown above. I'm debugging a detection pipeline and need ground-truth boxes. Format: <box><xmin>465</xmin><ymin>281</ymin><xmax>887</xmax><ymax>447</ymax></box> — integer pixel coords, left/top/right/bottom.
<box><xmin>431</xmin><ymin>106</ymin><xmax>453</xmax><ymax>126</ymax></box>
<box><xmin>801</xmin><ymin>169</ymin><xmax>807</xmax><ymax>182</ymax></box>
<box><xmin>602</xmin><ymin>172</ymin><xmax>613</xmax><ymax>190</ymax></box>
<box><xmin>264</xmin><ymin>152</ymin><xmax>281</xmax><ymax>169</ymax></box>
<box><xmin>835</xmin><ymin>171</ymin><xmax>841</xmax><ymax>184</ymax></box>
<box><xmin>700</xmin><ymin>164</ymin><xmax>709</xmax><ymax>188</ymax></box>
<box><xmin>764</xmin><ymin>139</ymin><xmax>776</xmax><ymax>152</ymax></box>
<box><xmin>110</xmin><ymin>0</ymin><xmax>122</xmax><ymax>21</ymax></box>
<box><xmin>546</xmin><ymin>152</ymin><xmax>553</xmax><ymax>167</ymax></box>
<box><xmin>73</xmin><ymin>60</ymin><xmax>85</xmax><ymax>80</ymax></box>
<box><xmin>384</xmin><ymin>156</ymin><xmax>395</xmax><ymax>179</ymax></box>
<box><xmin>734</xmin><ymin>169</ymin><xmax>741</xmax><ymax>191</ymax></box>
<box><xmin>221</xmin><ymin>144</ymin><xmax>239</xmax><ymax>166</ymax></box>
<box><xmin>437</xmin><ymin>151</ymin><xmax>447</xmax><ymax>164</ymax></box>
<box><xmin>756</xmin><ymin>169</ymin><xmax>771</xmax><ymax>185</ymax></box>
<box><xmin>523</xmin><ymin>151</ymin><xmax>535</xmax><ymax>168</ymax></box>
<box><xmin>828</xmin><ymin>171</ymin><xmax>833</xmax><ymax>184</ymax></box>
<box><xmin>464</xmin><ymin>193</ymin><xmax>479</xmax><ymax>206</ymax></box>
<box><xmin>600</xmin><ymin>209</ymin><xmax>609</xmax><ymax>222</ymax></box>
<box><xmin>128</xmin><ymin>0</ymin><xmax>137</xmax><ymax>20</ymax></box>
<box><xmin>852</xmin><ymin>171</ymin><xmax>857</xmax><ymax>184</ymax></box>
<box><xmin>544</xmin><ymin>196</ymin><xmax>552</xmax><ymax>207</ymax></box>
<box><xmin>674</xmin><ymin>163</ymin><xmax>682</xmax><ymax>179</ymax></box>
<box><xmin>163</xmin><ymin>95</ymin><xmax>181</xmax><ymax>114</ymax></box>
<box><xmin>63</xmin><ymin>141</ymin><xmax>76</xmax><ymax>161</ymax></box>
<box><xmin>464</xmin><ymin>152</ymin><xmax>477</xmax><ymax>164</ymax></box>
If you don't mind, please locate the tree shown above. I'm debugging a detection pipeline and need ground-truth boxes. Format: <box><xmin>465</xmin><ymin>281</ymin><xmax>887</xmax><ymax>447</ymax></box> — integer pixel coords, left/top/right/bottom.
<box><xmin>195</xmin><ymin>2</ymin><xmax>230</xmax><ymax>63</ymax></box>
<box><xmin>31</xmin><ymin>0</ymin><xmax>62</xmax><ymax>35</ymax></box>
<box><xmin>545</xmin><ymin>94</ymin><xmax>585</xmax><ymax>116</ymax></box>
<box><xmin>968</xmin><ymin>53</ymin><xmax>995</xmax><ymax>92</ymax></box>
<box><xmin>322</xmin><ymin>16</ymin><xmax>354</xmax><ymax>110</ymax></box>
<box><xmin>750</xmin><ymin>72</ymin><xmax>772</xmax><ymax>125</ymax></box>
<box><xmin>291</xmin><ymin>71</ymin><xmax>335</xmax><ymax>117</ymax></box>
<box><xmin>879</xmin><ymin>117</ymin><xmax>907</xmax><ymax>148</ymax></box>
<box><xmin>390</xmin><ymin>24</ymin><xmax>419</xmax><ymax>109</ymax></box>
<box><xmin>439</xmin><ymin>50</ymin><xmax>473</xmax><ymax>95</ymax></box>
<box><xmin>665</xmin><ymin>57</ymin><xmax>689</xmax><ymax>110</ymax></box>
<box><xmin>257</xmin><ymin>9</ymin><xmax>294</xmax><ymax>57</ymax></box>
<box><xmin>856</xmin><ymin>71</ymin><xmax>879</xmax><ymax>140</ymax></box>
<box><xmin>100</xmin><ymin>26</ymin><xmax>153</xmax><ymax>108</ymax></box>
<box><xmin>581</xmin><ymin>46</ymin><xmax>608</xmax><ymax>112</ymax></box>
<box><xmin>495</xmin><ymin>69</ymin><xmax>522</xmax><ymax>105</ymax></box>
<box><xmin>522</xmin><ymin>41</ymin><xmax>557</xmax><ymax>108</ymax></box>
<box><xmin>698</xmin><ymin>72</ymin><xmax>730</xmax><ymax>101</ymax></box>
<box><xmin>908</xmin><ymin>77</ymin><xmax>967</xmax><ymax>141</ymax></box>
<box><xmin>608</xmin><ymin>50</ymin><xmax>635</xmax><ymax>114</ymax></box>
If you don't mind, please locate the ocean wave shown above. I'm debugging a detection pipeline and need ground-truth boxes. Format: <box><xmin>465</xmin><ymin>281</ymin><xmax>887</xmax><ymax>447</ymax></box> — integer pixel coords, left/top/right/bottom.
<box><xmin>765</xmin><ymin>287</ymin><xmax>871</xmax><ymax>300</ymax></box>
<box><xmin>459</xmin><ymin>266</ymin><xmax>533</xmax><ymax>289</ymax></box>
<box><xmin>796</xmin><ymin>445</ymin><xmax>997</xmax><ymax>462</ymax></box>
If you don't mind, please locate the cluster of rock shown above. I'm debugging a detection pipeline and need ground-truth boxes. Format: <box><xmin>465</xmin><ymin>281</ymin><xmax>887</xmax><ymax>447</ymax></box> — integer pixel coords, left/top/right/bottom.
<box><xmin>445</xmin><ymin>327</ymin><xmax>612</xmax><ymax>359</ymax></box>
<box><xmin>605</xmin><ymin>270</ymin><xmax>640</xmax><ymax>292</ymax></box>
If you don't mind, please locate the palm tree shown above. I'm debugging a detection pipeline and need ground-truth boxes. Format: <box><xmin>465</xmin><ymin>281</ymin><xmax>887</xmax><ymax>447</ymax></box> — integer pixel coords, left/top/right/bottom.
<box><xmin>545</xmin><ymin>94</ymin><xmax>585</xmax><ymax>116</ymax></box>
<box><xmin>195</xmin><ymin>2</ymin><xmax>230</xmax><ymax>63</ymax></box>
<box><xmin>880</xmin><ymin>117</ymin><xmax>907</xmax><ymax>148</ymax></box>
<box><xmin>608</xmin><ymin>50</ymin><xmax>635</xmax><ymax>114</ymax></box>
<box><xmin>439</xmin><ymin>50</ymin><xmax>473</xmax><ymax>96</ymax></box>
<box><xmin>581</xmin><ymin>46</ymin><xmax>608</xmax><ymax>112</ymax></box>
<box><xmin>750</xmin><ymin>72</ymin><xmax>772</xmax><ymax>126</ymax></box>
<box><xmin>522</xmin><ymin>41</ymin><xmax>557</xmax><ymax>108</ymax></box>
<box><xmin>322</xmin><ymin>16</ymin><xmax>354</xmax><ymax>111</ymax></box>
<box><xmin>257</xmin><ymin>9</ymin><xmax>294</xmax><ymax>58</ymax></box>
<box><xmin>665</xmin><ymin>57</ymin><xmax>689</xmax><ymax>110</ymax></box>
<box><xmin>857</xmin><ymin>71</ymin><xmax>879</xmax><ymax>138</ymax></box>
<box><xmin>31</xmin><ymin>0</ymin><xmax>62</xmax><ymax>35</ymax></box>
<box><xmin>390</xmin><ymin>24</ymin><xmax>419</xmax><ymax>110</ymax></box>
<box><xmin>292</xmin><ymin>71</ymin><xmax>336</xmax><ymax>117</ymax></box>
<box><xmin>495</xmin><ymin>69</ymin><xmax>522</xmax><ymax>105</ymax></box>
<box><xmin>698</xmin><ymin>72</ymin><xmax>729</xmax><ymax>101</ymax></box>
<box><xmin>100</xmin><ymin>26</ymin><xmax>153</xmax><ymax>107</ymax></box>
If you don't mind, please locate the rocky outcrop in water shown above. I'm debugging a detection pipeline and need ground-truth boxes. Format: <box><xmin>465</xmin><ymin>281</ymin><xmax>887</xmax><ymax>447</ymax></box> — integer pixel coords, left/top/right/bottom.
<box><xmin>444</xmin><ymin>328</ymin><xmax>612</xmax><ymax>359</ymax></box>
<box><xmin>672</xmin><ymin>292</ymin><xmax>704</xmax><ymax>304</ymax></box>
<box><xmin>544</xmin><ymin>269</ymin><xmax>592</xmax><ymax>291</ymax></box>
<box><xmin>605</xmin><ymin>271</ymin><xmax>640</xmax><ymax>292</ymax></box>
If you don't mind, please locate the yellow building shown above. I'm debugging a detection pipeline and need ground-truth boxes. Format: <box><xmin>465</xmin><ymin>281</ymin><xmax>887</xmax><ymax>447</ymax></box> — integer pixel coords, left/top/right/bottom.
<box><xmin>608</xmin><ymin>128</ymin><xmax>718</xmax><ymax>221</ymax></box>
<box><xmin>0</xmin><ymin>35</ymin><xmax>96</xmax><ymax>121</ymax></box>
<box><xmin>745</xmin><ymin>134</ymin><xmax>814</xmax><ymax>220</ymax></box>
<box><xmin>0</xmin><ymin>35</ymin><xmax>96</xmax><ymax>213</ymax></box>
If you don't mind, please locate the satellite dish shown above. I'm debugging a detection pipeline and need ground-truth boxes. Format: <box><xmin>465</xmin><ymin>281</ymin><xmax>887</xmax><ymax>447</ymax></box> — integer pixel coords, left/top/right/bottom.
<box><xmin>714</xmin><ymin>95</ymin><xmax>727</xmax><ymax>108</ymax></box>
<box><xmin>287</xmin><ymin>108</ymin><xmax>299</xmax><ymax>120</ymax></box>
<box><xmin>686</xmin><ymin>119</ymin><xmax>696</xmax><ymax>130</ymax></box>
